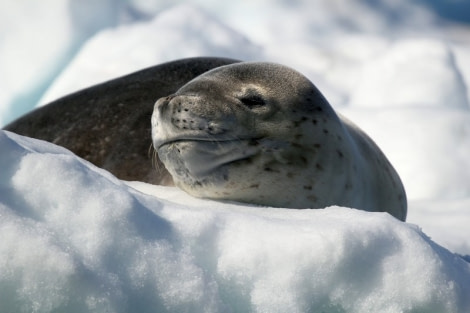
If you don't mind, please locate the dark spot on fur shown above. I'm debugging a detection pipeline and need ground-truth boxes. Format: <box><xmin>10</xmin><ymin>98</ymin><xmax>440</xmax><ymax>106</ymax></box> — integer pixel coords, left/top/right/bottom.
<box><xmin>316</xmin><ymin>163</ymin><xmax>323</xmax><ymax>171</ymax></box>
<box><xmin>345</xmin><ymin>182</ymin><xmax>352</xmax><ymax>190</ymax></box>
<box><xmin>313</xmin><ymin>143</ymin><xmax>321</xmax><ymax>149</ymax></box>
<box><xmin>303</xmin><ymin>185</ymin><xmax>312</xmax><ymax>190</ymax></box>
<box><xmin>312</xmin><ymin>119</ymin><xmax>318</xmax><ymax>125</ymax></box>
<box><xmin>286</xmin><ymin>172</ymin><xmax>295</xmax><ymax>178</ymax></box>
<box><xmin>249</xmin><ymin>139</ymin><xmax>259</xmax><ymax>146</ymax></box>
<box><xmin>315</xmin><ymin>106</ymin><xmax>323</xmax><ymax>112</ymax></box>
<box><xmin>294</xmin><ymin>117</ymin><xmax>309</xmax><ymax>127</ymax></box>
<box><xmin>307</xmin><ymin>195</ymin><xmax>317</xmax><ymax>202</ymax></box>
<box><xmin>323</xmin><ymin>129</ymin><xmax>329</xmax><ymax>134</ymax></box>
<box><xmin>249</xmin><ymin>184</ymin><xmax>259</xmax><ymax>188</ymax></box>
<box><xmin>263</xmin><ymin>166</ymin><xmax>281</xmax><ymax>173</ymax></box>
<box><xmin>295</xmin><ymin>134</ymin><xmax>303</xmax><ymax>140</ymax></box>
<box><xmin>337</xmin><ymin>150</ymin><xmax>344</xmax><ymax>158</ymax></box>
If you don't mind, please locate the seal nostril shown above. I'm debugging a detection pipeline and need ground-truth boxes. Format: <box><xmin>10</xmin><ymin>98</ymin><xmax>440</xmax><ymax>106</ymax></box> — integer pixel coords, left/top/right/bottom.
<box><xmin>155</xmin><ymin>94</ymin><xmax>177</xmax><ymax>112</ymax></box>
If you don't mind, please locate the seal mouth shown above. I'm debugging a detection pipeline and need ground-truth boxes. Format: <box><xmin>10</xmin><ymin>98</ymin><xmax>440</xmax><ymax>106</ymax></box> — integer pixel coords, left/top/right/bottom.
<box><xmin>156</xmin><ymin>137</ymin><xmax>262</xmax><ymax>179</ymax></box>
<box><xmin>155</xmin><ymin>136</ymin><xmax>262</xmax><ymax>151</ymax></box>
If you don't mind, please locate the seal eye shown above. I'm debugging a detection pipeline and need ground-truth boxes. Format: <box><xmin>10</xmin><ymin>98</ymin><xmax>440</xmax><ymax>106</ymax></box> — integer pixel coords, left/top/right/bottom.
<box><xmin>240</xmin><ymin>94</ymin><xmax>266</xmax><ymax>108</ymax></box>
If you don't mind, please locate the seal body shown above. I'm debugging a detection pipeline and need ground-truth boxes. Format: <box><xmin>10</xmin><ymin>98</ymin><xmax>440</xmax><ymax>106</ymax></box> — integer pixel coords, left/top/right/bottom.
<box><xmin>152</xmin><ymin>62</ymin><xmax>407</xmax><ymax>220</ymax></box>
<box><xmin>4</xmin><ymin>57</ymin><xmax>239</xmax><ymax>184</ymax></box>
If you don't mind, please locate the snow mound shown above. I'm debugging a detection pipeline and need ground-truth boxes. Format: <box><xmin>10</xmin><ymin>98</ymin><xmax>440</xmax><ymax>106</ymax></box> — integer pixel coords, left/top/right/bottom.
<box><xmin>38</xmin><ymin>4</ymin><xmax>261</xmax><ymax>105</ymax></box>
<box><xmin>0</xmin><ymin>0</ymin><xmax>122</xmax><ymax>126</ymax></box>
<box><xmin>350</xmin><ymin>39</ymin><xmax>469</xmax><ymax>108</ymax></box>
<box><xmin>1</xmin><ymin>130</ymin><xmax>469</xmax><ymax>313</ymax></box>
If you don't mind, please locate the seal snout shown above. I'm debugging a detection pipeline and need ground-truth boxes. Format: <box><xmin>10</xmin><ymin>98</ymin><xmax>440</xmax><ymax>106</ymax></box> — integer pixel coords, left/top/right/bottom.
<box><xmin>154</xmin><ymin>92</ymin><xmax>235</xmax><ymax>138</ymax></box>
<box><xmin>154</xmin><ymin>94</ymin><xmax>176</xmax><ymax>114</ymax></box>
<box><xmin>152</xmin><ymin>93</ymin><xmax>225</xmax><ymax>151</ymax></box>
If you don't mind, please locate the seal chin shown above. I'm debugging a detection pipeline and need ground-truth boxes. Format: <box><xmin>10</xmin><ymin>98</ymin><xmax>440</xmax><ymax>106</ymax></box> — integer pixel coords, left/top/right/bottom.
<box><xmin>157</xmin><ymin>139</ymin><xmax>260</xmax><ymax>182</ymax></box>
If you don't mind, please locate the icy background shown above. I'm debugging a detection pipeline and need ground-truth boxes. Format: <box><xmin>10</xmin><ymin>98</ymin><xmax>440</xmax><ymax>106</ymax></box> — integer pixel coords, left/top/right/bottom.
<box><xmin>1</xmin><ymin>0</ymin><xmax>470</xmax><ymax>312</ymax></box>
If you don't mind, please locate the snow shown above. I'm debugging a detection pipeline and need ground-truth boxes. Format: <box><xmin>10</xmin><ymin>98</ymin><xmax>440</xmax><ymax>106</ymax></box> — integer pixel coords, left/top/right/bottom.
<box><xmin>1</xmin><ymin>0</ymin><xmax>470</xmax><ymax>312</ymax></box>
<box><xmin>0</xmin><ymin>0</ymin><xmax>121</xmax><ymax>127</ymax></box>
<box><xmin>37</xmin><ymin>5</ymin><xmax>261</xmax><ymax>105</ymax></box>
<box><xmin>349</xmin><ymin>39</ymin><xmax>469</xmax><ymax>108</ymax></box>
<box><xmin>1</xmin><ymin>130</ymin><xmax>469</xmax><ymax>312</ymax></box>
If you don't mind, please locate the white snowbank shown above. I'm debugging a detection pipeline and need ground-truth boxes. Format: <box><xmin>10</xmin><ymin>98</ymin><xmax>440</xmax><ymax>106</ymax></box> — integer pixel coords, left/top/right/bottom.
<box><xmin>38</xmin><ymin>4</ymin><xmax>261</xmax><ymax>105</ymax></box>
<box><xmin>349</xmin><ymin>39</ymin><xmax>469</xmax><ymax>108</ymax></box>
<box><xmin>1</xmin><ymin>130</ymin><xmax>469</xmax><ymax>313</ymax></box>
<box><xmin>0</xmin><ymin>0</ymin><xmax>122</xmax><ymax>126</ymax></box>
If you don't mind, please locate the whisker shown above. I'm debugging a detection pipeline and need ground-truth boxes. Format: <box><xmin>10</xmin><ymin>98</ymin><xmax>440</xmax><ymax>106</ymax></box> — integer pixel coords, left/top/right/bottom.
<box><xmin>148</xmin><ymin>142</ymin><xmax>161</xmax><ymax>171</ymax></box>
<box><xmin>147</xmin><ymin>142</ymin><xmax>154</xmax><ymax>159</ymax></box>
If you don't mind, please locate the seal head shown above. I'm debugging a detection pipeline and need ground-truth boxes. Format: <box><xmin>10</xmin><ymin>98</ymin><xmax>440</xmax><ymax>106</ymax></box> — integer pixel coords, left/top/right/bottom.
<box><xmin>152</xmin><ymin>62</ymin><xmax>407</xmax><ymax>220</ymax></box>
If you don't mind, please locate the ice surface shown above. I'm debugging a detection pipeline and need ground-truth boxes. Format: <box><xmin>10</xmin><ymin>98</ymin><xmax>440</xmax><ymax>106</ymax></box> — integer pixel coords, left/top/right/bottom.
<box><xmin>1</xmin><ymin>0</ymin><xmax>470</xmax><ymax>311</ymax></box>
<box><xmin>38</xmin><ymin>4</ymin><xmax>261</xmax><ymax>105</ymax></box>
<box><xmin>1</xmin><ymin>130</ymin><xmax>469</xmax><ymax>313</ymax></box>
<box><xmin>0</xmin><ymin>0</ymin><xmax>122</xmax><ymax>126</ymax></box>
<box><xmin>349</xmin><ymin>39</ymin><xmax>469</xmax><ymax>108</ymax></box>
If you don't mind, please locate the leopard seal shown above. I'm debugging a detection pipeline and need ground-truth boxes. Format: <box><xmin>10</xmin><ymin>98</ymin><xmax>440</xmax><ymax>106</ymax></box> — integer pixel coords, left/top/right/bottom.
<box><xmin>152</xmin><ymin>62</ymin><xmax>407</xmax><ymax>221</ymax></box>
